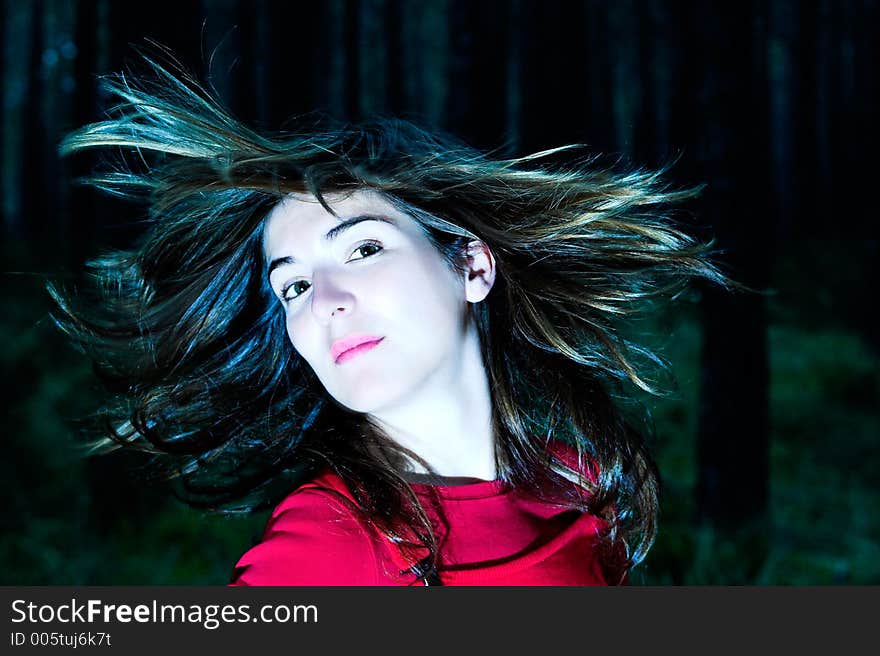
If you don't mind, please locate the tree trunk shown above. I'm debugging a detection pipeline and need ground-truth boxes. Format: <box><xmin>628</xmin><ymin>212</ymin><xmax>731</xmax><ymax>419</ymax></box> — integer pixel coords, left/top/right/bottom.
<box><xmin>691</xmin><ymin>2</ymin><xmax>772</xmax><ymax>561</ymax></box>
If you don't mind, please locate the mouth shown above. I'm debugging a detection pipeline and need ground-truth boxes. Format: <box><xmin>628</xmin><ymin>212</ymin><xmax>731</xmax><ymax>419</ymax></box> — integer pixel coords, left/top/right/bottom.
<box><xmin>331</xmin><ymin>335</ymin><xmax>384</xmax><ymax>364</ymax></box>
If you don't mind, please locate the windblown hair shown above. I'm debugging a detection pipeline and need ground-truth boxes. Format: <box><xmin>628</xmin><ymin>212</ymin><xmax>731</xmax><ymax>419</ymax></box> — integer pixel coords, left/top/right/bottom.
<box><xmin>50</xmin><ymin>53</ymin><xmax>730</xmax><ymax>584</ymax></box>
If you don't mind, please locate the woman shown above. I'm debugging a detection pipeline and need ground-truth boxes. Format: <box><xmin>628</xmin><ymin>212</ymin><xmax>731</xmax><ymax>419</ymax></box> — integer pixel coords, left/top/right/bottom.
<box><xmin>50</xmin><ymin>54</ymin><xmax>729</xmax><ymax>585</ymax></box>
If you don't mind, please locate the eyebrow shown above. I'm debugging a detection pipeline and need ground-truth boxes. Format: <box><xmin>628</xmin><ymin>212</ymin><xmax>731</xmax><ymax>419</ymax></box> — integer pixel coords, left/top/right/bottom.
<box><xmin>267</xmin><ymin>215</ymin><xmax>396</xmax><ymax>282</ymax></box>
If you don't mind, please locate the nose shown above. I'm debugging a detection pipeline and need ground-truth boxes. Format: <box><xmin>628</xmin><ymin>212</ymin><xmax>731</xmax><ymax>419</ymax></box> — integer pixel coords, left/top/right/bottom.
<box><xmin>309</xmin><ymin>270</ymin><xmax>355</xmax><ymax>324</ymax></box>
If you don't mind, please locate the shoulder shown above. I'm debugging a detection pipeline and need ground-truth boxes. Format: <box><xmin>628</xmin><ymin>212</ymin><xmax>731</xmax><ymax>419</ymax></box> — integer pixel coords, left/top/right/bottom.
<box><xmin>229</xmin><ymin>470</ymin><xmax>381</xmax><ymax>586</ymax></box>
<box><xmin>547</xmin><ymin>440</ymin><xmax>632</xmax><ymax>583</ymax></box>
<box><xmin>546</xmin><ymin>439</ymin><xmax>600</xmax><ymax>484</ymax></box>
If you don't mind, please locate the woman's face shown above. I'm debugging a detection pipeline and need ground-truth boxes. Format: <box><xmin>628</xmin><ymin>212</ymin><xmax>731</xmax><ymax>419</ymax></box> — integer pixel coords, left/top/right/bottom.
<box><xmin>262</xmin><ymin>190</ymin><xmax>476</xmax><ymax>414</ymax></box>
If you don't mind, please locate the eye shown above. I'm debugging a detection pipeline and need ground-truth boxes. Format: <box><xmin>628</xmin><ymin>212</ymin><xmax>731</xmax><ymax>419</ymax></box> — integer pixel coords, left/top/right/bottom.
<box><xmin>348</xmin><ymin>240</ymin><xmax>383</xmax><ymax>261</ymax></box>
<box><xmin>281</xmin><ymin>279</ymin><xmax>311</xmax><ymax>302</ymax></box>
<box><xmin>278</xmin><ymin>241</ymin><xmax>382</xmax><ymax>303</ymax></box>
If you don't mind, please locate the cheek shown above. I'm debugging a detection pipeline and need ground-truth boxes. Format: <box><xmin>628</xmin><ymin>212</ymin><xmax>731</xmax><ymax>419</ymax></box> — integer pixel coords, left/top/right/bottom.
<box><xmin>379</xmin><ymin>262</ymin><xmax>464</xmax><ymax>342</ymax></box>
<box><xmin>285</xmin><ymin>311</ymin><xmax>319</xmax><ymax>366</ymax></box>
<box><xmin>412</xmin><ymin>257</ymin><xmax>465</xmax><ymax>320</ymax></box>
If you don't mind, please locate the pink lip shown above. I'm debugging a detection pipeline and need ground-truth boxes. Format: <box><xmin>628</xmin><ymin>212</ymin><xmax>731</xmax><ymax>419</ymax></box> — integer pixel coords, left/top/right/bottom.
<box><xmin>331</xmin><ymin>334</ymin><xmax>384</xmax><ymax>364</ymax></box>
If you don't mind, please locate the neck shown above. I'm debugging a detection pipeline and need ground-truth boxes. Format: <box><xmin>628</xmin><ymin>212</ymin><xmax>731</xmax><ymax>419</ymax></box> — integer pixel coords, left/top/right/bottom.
<box><xmin>367</xmin><ymin>321</ymin><xmax>496</xmax><ymax>481</ymax></box>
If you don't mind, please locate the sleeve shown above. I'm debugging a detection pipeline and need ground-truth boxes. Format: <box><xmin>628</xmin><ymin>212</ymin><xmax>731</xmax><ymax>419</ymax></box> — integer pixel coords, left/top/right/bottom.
<box><xmin>228</xmin><ymin>489</ymin><xmax>381</xmax><ymax>586</ymax></box>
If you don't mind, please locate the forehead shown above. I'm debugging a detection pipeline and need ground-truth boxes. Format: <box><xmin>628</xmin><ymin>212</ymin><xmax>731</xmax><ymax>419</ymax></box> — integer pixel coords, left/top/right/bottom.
<box><xmin>262</xmin><ymin>189</ymin><xmax>414</xmax><ymax>256</ymax></box>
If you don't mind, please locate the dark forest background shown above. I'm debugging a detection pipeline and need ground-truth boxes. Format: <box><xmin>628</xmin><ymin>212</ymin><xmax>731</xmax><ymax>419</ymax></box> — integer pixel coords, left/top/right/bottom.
<box><xmin>1</xmin><ymin>0</ymin><xmax>877</xmax><ymax>585</ymax></box>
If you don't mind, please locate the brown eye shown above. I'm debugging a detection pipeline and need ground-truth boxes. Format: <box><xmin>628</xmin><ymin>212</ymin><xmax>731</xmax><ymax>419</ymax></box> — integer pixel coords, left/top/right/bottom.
<box><xmin>282</xmin><ymin>280</ymin><xmax>311</xmax><ymax>302</ymax></box>
<box><xmin>350</xmin><ymin>241</ymin><xmax>383</xmax><ymax>260</ymax></box>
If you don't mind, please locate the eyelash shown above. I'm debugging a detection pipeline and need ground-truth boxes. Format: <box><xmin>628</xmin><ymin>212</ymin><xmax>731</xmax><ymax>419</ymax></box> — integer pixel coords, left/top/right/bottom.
<box><xmin>280</xmin><ymin>240</ymin><xmax>384</xmax><ymax>303</ymax></box>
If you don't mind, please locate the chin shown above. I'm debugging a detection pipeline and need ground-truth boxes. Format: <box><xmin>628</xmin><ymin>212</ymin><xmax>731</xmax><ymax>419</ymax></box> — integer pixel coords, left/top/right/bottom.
<box><xmin>328</xmin><ymin>375</ymin><xmax>412</xmax><ymax>415</ymax></box>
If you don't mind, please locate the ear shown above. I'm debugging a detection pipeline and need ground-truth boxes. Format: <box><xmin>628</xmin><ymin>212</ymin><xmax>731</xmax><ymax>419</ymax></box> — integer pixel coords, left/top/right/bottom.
<box><xmin>464</xmin><ymin>240</ymin><xmax>496</xmax><ymax>303</ymax></box>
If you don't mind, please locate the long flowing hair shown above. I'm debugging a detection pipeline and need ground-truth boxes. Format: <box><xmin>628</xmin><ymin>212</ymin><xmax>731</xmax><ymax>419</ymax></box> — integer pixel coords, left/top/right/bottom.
<box><xmin>49</xmin><ymin>52</ymin><xmax>730</xmax><ymax>584</ymax></box>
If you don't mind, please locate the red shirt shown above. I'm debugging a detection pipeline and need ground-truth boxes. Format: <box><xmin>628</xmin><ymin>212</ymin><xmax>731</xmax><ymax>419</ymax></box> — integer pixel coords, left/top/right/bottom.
<box><xmin>229</xmin><ymin>445</ymin><xmax>623</xmax><ymax>586</ymax></box>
